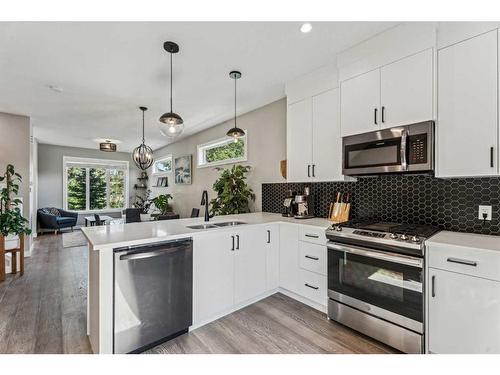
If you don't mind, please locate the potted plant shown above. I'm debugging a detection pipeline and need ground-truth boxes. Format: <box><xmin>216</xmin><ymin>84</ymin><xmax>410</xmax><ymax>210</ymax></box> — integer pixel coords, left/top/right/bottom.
<box><xmin>210</xmin><ymin>165</ymin><xmax>255</xmax><ymax>215</ymax></box>
<box><xmin>151</xmin><ymin>194</ymin><xmax>174</xmax><ymax>220</ymax></box>
<box><xmin>0</xmin><ymin>164</ymin><xmax>31</xmax><ymax>281</ymax></box>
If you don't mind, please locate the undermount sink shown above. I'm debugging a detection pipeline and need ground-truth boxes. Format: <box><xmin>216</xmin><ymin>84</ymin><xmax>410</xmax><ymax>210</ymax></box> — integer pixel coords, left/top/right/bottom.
<box><xmin>212</xmin><ymin>221</ymin><xmax>247</xmax><ymax>227</ymax></box>
<box><xmin>186</xmin><ymin>224</ymin><xmax>218</xmax><ymax>230</ymax></box>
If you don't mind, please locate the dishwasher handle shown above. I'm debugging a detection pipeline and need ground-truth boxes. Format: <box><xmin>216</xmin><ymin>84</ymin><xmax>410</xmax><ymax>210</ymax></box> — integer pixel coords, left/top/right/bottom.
<box><xmin>119</xmin><ymin>244</ymin><xmax>190</xmax><ymax>261</ymax></box>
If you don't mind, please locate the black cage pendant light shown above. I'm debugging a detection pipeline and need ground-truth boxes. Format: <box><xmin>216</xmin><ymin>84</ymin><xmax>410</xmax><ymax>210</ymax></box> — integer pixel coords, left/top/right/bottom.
<box><xmin>226</xmin><ymin>70</ymin><xmax>245</xmax><ymax>140</ymax></box>
<box><xmin>159</xmin><ymin>41</ymin><xmax>184</xmax><ymax>138</ymax></box>
<box><xmin>133</xmin><ymin>106</ymin><xmax>154</xmax><ymax>170</ymax></box>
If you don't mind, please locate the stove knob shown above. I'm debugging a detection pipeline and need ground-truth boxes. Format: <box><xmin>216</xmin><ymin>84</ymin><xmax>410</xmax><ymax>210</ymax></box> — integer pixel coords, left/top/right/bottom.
<box><xmin>335</xmin><ymin>225</ymin><xmax>343</xmax><ymax>232</ymax></box>
<box><xmin>390</xmin><ymin>233</ymin><xmax>399</xmax><ymax>239</ymax></box>
<box><xmin>400</xmin><ymin>234</ymin><xmax>409</xmax><ymax>241</ymax></box>
<box><xmin>411</xmin><ymin>235</ymin><xmax>420</xmax><ymax>243</ymax></box>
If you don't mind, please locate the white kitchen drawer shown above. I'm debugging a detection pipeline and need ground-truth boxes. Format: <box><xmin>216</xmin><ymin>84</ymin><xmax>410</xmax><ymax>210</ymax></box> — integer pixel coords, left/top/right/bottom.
<box><xmin>298</xmin><ymin>269</ymin><xmax>327</xmax><ymax>306</ymax></box>
<box><xmin>427</xmin><ymin>242</ymin><xmax>500</xmax><ymax>282</ymax></box>
<box><xmin>299</xmin><ymin>225</ymin><xmax>327</xmax><ymax>245</ymax></box>
<box><xmin>299</xmin><ymin>241</ymin><xmax>327</xmax><ymax>276</ymax></box>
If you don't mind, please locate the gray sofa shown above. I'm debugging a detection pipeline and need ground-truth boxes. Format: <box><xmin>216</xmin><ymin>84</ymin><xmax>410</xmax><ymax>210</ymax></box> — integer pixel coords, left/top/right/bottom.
<box><xmin>37</xmin><ymin>207</ymin><xmax>78</xmax><ymax>234</ymax></box>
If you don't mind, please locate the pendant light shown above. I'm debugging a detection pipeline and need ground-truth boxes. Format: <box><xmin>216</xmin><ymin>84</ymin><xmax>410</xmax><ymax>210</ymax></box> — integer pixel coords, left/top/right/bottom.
<box><xmin>226</xmin><ymin>71</ymin><xmax>245</xmax><ymax>140</ymax></box>
<box><xmin>159</xmin><ymin>41</ymin><xmax>184</xmax><ymax>138</ymax></box>
<box><xmin>132</xmin><ymin>106</ymin><xmax>154</xmax><ymax>170</ymax></box>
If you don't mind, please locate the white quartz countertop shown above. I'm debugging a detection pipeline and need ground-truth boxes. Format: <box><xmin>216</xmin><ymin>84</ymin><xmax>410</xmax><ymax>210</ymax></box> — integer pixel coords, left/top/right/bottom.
<box><xmin>426</xmin><ymin>230</ymin><xmax>500</xmax><ymax>253</ymax></box>
<box><xmin>81</xmin><ymin>212</ymin><xmax>331</xmax><ymax>251</ymax></box>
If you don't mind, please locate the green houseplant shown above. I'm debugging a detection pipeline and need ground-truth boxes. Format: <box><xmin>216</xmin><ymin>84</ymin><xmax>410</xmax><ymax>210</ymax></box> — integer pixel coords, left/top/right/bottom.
<box><xmin>0</xmin><ymin>164</ymin><xmax>31</xmax><ymax>237</ymax></box>
<box><xmin>151</xmin><ymin>193</ymin><xmax>173</xmax><ymax>219</ymax></box>
<box><xmin>210</xmin><ymin>165</ymin><xmax>255</xmax><ymax>216</ymax></box>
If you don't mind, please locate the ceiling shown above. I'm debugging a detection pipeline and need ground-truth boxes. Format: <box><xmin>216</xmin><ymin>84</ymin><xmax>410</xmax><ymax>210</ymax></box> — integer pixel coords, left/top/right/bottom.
<box><xmin>0</xmin><ymin>22</ymin><xmax>397</xmax><ymax>152</ymax></box>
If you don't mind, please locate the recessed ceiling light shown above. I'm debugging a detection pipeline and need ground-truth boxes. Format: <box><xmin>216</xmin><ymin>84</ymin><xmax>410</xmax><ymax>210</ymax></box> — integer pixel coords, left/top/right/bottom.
<box><xmin>48</xmin><ymin>84</ymin><xmax>64</xmax><ymax>93</ymax></box>
<box><xmin>300</xmin><ymin>23</ymin><xmax>312</xmax><ymax>33</ymax></box>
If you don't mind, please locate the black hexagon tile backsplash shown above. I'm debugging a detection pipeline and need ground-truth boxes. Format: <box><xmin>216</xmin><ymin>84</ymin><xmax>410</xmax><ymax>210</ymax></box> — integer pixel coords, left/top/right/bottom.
<box><xmin>262</xmin><ymin>175</ymin><xmax>500</xmax><ymax>235</ymax></box>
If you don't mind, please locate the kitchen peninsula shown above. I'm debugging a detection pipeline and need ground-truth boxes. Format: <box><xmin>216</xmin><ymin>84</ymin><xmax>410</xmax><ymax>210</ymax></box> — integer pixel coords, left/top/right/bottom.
<box><xmin>82</xmin><ymin>212</ymin><xmax>331</xmax><ymax>354</ymax></box>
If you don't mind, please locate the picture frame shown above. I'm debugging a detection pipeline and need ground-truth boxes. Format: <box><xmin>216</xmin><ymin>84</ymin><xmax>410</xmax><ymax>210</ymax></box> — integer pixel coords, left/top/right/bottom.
<box><xmin>174</xmin><ymin>155</ymin><xmax>192</xmax><ymax>185</ymax></box>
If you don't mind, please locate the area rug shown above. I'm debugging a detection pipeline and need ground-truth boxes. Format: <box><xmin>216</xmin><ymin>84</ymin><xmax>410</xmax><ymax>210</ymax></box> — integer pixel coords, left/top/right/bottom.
<box><xmin>62</xmin><ymin>230</ymin><xmax>88</xmax><ymax>248</ymax></box>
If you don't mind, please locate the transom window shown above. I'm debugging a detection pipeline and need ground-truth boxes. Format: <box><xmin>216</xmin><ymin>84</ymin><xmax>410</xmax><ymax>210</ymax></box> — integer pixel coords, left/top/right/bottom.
<box><xmin>152</xmin><ymin>155</ymin><xmax>173</xmax><ymax>175</ymax></box>
<box><xmin>197</xmin><ymin>132</ymin><xmax>247</xmax><ymax>168</ymax></box>
<box><xmin>63</xmin><ymin>156</ymin><xmax>129</xmax><ymax>212</ymax></box>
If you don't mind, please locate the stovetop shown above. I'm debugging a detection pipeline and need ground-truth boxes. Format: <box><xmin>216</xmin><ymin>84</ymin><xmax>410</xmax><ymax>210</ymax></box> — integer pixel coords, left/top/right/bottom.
<box><xmin>326</xmin><ymin>219</ymin><xmax>440</xmax><ymax>256</ymax></box>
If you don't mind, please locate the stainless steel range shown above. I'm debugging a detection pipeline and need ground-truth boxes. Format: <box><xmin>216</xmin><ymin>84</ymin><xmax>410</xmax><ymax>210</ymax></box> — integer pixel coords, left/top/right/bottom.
<box><xmin>326</xmin><ymin>220</ymin><xmax>439</xmax><ymax>354</ymax></box>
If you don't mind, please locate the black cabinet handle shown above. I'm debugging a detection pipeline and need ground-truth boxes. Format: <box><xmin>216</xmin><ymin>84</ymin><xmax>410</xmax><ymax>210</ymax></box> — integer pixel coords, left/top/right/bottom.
<box><xmin>381</xmin><ymin>106</ymin><xmax>385</xmax><ymax>123</ymax></box>
<box><xmin>447</xmin><ymin>257</ymin><xmax>477</xmax><ymax>267</ymax></box>
<box><xmin>312</xmin><ymin>164</ymin><xmax>315</xmax><ymax>177</ymax></box>
<box><xmin>267</xmin><ymin>230</ymin><xmax>271</xmax><ymax>244</ymax></box>
<box><xmin>307</xmin><ymin>165</ymin><xmax>311</xmax><ymax>177</ymax></box>
<box><xmin>231</xmin><ymin>235</ymin><xmax>235</xmax><ymax>251</ymax></box>
<box><xmin>236</xmin><ymin>234</ymin><xmax>240</xmax><ymax>250</ymax></box>
<box><xmin>305</xmin><ymin>234</ymin><xmax>319</xmax><ymax>239</ymax></box>
<box><xmin>305</xmin><ymin>283</ymin><xmax>319</xmax><ymax>290</ymax></box>
<box><xmin>491</xmin><ymin>147</ymin><xmax>494</xmax><ymax>168</ymax></box>
<box><xmin>374</xmin><ymin>108</ymin><xmax>378</xmax><ymax>125</ymax></box>
<box><xmin>431</xmin><ymin>275</ymin><xmax>435</xmax><ymax>297</ymax></box>
<box><xmin>305</xmin><ymin>255</ymin><xmax>319</xmax><ymax>261</ymax></box>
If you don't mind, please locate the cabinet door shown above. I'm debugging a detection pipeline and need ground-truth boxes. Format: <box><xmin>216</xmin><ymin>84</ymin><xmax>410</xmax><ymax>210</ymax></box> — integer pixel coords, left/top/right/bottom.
<box><xmin>287</xmin><ymin>98</ymin><xmax>313</xmax><ymax>182</ymax></box>
<box><xmin>380</xmin><ymin>48</ymin><xmax>433</xmax><ymax>129</ymax></box>
<box><xmin>264</xmin><ymin>224</ymin><xmax>280</xmax><ymax>290</ymax></box>
<box><xmin>437</xmin><ymin>30</ymin><xmax>498</xmax><ymax>177</ymax></box>
<box><xmin>428</xmin><ymin>268</ymin><xmax>500</xmax><ymax>354</ymax></box>
<box><xmin>312</xmin><ymin>88</ymin><xmax>342</xmax><ymax>181</ymax></box>
<box><xmin>234</xmin><ymin>227</ymin><xmax>267</xmax><ymax>305</ymax></box>
<box><xmin>193</xmin><ymin>231</ymin><xmax>234</xmax><ymax>325</ymax></box>
<box><xmin>340</xmin><ymin>69</ymin><xmax>381</xmax><ymax>136</ymax></box>
<box><xmin>279</xmin><ymin>223</ymin><xmax>300</xmax><ymax>294</ymax></box>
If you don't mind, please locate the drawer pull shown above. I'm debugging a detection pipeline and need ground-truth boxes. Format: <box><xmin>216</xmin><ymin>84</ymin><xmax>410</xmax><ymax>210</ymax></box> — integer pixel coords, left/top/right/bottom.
<box><xmin>305</xmin><ymin>234</ymin><xmax>319</xmax><ymax>239</ymax></box>
<box><xmin>304</xmin><ymin>283</ymin><xmax>319</xmax><ymax>290</ymax></box>
<box><xmin>431</xmin><ymin>275</ymin><xmax>436</xmax><ymax>297</ymax></box>
<box><xmin>305</xmin><ymin>255</ymin><xmax>319</xmax><ymax>261</ymax></box>
<box><xmin>447</xmin><ymin>257</ymin><xmax>477</xmax><ymax>267</ymax></box>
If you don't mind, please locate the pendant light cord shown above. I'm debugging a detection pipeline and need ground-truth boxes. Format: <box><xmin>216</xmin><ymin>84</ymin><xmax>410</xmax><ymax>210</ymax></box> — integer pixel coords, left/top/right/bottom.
<box><xmin>234</xmin><ymin>75</ymin><xmax>237</xmax><ymax>127</ymax></box>
<box><xmin>142</xmin><ymin>109</ymin><xmax>145</xmax><ymax>143</ymax></box>
<box><xmin>170</xmin><ymin>52</ymin><xmax>173</xmax><ymax>113</ymax></box>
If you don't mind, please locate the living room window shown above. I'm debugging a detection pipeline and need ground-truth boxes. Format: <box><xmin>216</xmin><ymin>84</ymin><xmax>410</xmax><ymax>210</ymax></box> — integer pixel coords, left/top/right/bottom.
<box><xmin>197</xmin><ymin>132</ymin><xmax>247</xmax><ymax>168</ymax></box>
<box><xmin>63</xmin><ymin>157</ymin><xmax>129</xmax><ymax>212</ymax></box>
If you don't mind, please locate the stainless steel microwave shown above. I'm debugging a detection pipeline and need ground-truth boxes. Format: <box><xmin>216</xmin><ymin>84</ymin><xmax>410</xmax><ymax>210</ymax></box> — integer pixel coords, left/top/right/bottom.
<box><xmin>342</xmin><ymin>121</ymin><xmax>434</xmax><ymax>176</ymax></box>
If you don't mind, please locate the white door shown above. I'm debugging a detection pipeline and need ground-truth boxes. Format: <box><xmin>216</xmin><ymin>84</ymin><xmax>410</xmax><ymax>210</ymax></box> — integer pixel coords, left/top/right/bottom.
<box><xmin>193</xmin><ymin>231</ymin><xmax>235</xmax><ymax>325</ymax></box>
<box><xmin>234</xmin><ymin>227</ymin><xmax>267</xmax><ymax>305</ymax></box>
<box><xmin>437</xmin><ymin>30</ymin><xmax>498</xmax><ymax>177</ymax></box>
<box><xmin>428</xmin><ymin>268</ymin><xmax>500</xmax><ymax>354</ymax></box>
<box><xmin>312</xmin><ymin>88</ymin><xmax>342</xmax><ymax>181</ymax></box>
<box><xmin>340</xmin><ymin>69</ymin><xmax>381</xmax><ymax>136</ymax></box>
<box><xmin>264</xmin><ymin>224</ymin><xmax>280</xmax><ymax>291</ymax></box>
<box><xmin>287</xmin><ymin>98</ymin><xmax>313</xmax><ymax>182</ymax></box>
<box><xmin>380</xmin><ymin>48</ymin><xmax>434</xmax><ymax>129</ymax></box>
<box><xmin>279</xmin><ymin>223</ymin><xmax>300</xmax><ymax>294</ymax></box>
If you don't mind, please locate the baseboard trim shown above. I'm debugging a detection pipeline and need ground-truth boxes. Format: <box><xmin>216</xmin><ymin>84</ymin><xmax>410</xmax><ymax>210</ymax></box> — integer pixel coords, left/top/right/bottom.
<box><xmin>278</xmin><ymin>288</ymin><xmax>327</xmax><ymax>313</ymax></box>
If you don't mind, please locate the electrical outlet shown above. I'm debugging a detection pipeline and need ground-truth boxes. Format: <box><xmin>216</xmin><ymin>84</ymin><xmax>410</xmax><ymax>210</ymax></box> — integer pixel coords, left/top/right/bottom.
<box><xmin>478</xmin><ymin>205</ymin><xmax>492</xmax><ymax>221</ymax></box>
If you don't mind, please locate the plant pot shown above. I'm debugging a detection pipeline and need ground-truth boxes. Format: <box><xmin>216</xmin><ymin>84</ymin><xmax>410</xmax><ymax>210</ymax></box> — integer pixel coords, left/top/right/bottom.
<box><xmin>140</xmin><ymin>213</ymin><xmax>152</xmax><ymax>222</ymax></box>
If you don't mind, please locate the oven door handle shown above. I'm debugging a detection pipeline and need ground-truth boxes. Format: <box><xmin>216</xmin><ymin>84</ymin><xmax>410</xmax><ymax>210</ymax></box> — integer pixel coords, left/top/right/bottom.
<box><xmin>327</xmin><ymin>243</ymin><xmax>423</xmax><ymax>268</ymax></box>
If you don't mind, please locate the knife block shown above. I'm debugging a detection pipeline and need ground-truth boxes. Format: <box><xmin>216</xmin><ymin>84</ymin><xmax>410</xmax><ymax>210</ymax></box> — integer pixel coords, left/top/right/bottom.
<box><xmin>328</xmin><ymin>202</ymin><xmax>351</xmax><ymax>223</ymax></box>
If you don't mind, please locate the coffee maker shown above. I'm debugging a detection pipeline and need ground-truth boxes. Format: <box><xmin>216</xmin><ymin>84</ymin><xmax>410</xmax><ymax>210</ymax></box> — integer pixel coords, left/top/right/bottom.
<box><xmin>294</xmin><ymin>187</ymin><xmax>315</xmax><ymax>219</ymax></box>
<box><xmin>282</xmin><ymin>190</ymin><xmax>297</xmax><ymax>217</ymax></box>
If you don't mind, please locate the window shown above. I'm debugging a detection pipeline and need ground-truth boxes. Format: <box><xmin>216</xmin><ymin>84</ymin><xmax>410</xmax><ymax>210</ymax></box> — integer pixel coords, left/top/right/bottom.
<box><xmin>197</xmin><ymin>132</ymin><xmax>247</xmax><ymax>168</ymax></box>
<box><xmin>152</xmin><ymin>155</ymin><xmax>173</xmax><ymax>175</ymax></box>
<box><xmin>63</xmin><ymin>157</ymin><xmax>129</xmax><ymax>212</ymax></box>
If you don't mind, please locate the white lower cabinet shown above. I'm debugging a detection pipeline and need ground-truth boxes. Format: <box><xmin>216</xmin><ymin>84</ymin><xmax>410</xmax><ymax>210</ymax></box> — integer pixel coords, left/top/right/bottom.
<box><xmin>279</xmin><ymin>223</ymin><xmax>300</xmax><ymax>294</ymax></box>
<box><xmin>428</xmin><ymin>267</ymin><xmax>500</xmax><ymax>353</ymax></box>
<box><xmin>264</xmin><ymin>224</ymin><xmax>280</xmax><ymax>290</ymax></box>
<box><xmin>193</xmin><ymin>231</ymin><xmax>235</xmax><ymax>325</ymax></box>
<box><xmin>298</xmin><ymin>269</ymin><xmax>327</xmax><ymax>306</ymax></box>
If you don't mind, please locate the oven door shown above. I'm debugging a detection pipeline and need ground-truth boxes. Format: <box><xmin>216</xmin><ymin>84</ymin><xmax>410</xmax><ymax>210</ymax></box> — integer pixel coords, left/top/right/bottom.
<box><xmin>327</xmin><ymin>242</ymin><xmax>423</xmax><ymax>333</ymax></box>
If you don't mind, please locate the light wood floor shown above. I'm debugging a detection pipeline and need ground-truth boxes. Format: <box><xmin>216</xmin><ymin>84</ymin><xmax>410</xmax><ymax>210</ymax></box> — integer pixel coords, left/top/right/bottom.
<box><xmin>0</xmin><ymin>233</ymin><xmax>397</xmax><ymax>354</ymax></box>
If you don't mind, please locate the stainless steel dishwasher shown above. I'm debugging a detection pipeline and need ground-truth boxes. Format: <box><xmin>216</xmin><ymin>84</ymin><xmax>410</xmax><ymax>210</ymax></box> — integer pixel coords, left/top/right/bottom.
<box><xmin>113</xmin><ymin>238</ymin><xmax>193</xmax><ymax>354</ymax></box>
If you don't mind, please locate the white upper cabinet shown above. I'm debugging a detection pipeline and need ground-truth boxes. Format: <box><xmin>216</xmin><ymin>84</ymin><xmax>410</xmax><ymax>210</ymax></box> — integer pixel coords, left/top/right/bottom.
<box><xmin>437</xmin><ymin>30</ymin><xmax>498</xmax><ymax>177</ymax></box>
<box><xmin>380</xmin><ymin>49</ymin><xmax>433</xmax><ymax>129</ymax></box>
<box><xmin>287</xmin><ymin>98</ymin><xmax>313</xmax><ymax>182</ymax></box>
<box><xmin>312</xmin><ymin>88</ymin><xmax>342</xmax><ymax>181</ymax></box>
<box><xmin>340</xmin><ymin>69</ymin><xmax>381</xmax><ymax>136</ymax></box>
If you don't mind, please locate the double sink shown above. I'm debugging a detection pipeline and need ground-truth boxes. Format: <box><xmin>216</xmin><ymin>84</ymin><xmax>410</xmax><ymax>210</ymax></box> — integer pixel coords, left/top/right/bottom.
<box><xmin>187</xmin><ymin>221</ymin><xmax>247</xmax><ymax>230</ymax></box>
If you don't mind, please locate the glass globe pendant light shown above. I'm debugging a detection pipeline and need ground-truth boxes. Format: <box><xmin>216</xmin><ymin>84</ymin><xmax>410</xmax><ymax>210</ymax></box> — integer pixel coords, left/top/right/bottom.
<box><xmin>159</xmin><ymin>41</ymin><xmax>184</xmax><ymax>138</ymax></box>
<box><xmin>132</xmin><ymin>106</ymin><xmax>154</xmax><ymax>170</ymax></box>
<box><xmin>226</xmin><ymin>70</ymin><xmax>245</xmax><ymax>141</ymax></box>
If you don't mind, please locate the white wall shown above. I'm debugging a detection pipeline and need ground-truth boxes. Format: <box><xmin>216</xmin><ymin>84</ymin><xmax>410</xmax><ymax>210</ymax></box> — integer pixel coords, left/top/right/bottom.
<box><xmin>153</xmin><ymin>99</ymin><xmax>287</xmax><ymax>218</ymax></box>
